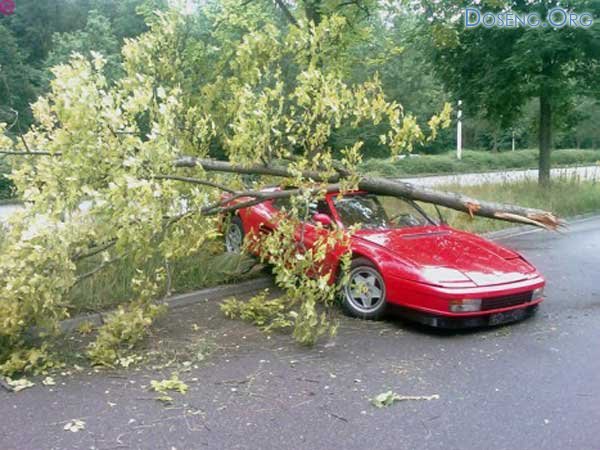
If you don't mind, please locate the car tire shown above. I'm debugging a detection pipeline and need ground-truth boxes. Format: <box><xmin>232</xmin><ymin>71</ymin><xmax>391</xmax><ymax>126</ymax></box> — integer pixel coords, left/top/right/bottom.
<box><xmin>340</xmin><ymin>257</ymin><xmax>387</xmax><ymax>320</ymax></box>
<box><xmin>224</xmin><ymin>215</ymin><xmax>245</xmax><ymax>253</ymax></box>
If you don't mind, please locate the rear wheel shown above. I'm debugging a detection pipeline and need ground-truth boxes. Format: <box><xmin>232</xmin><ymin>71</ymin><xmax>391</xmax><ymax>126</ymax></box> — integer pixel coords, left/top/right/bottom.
<box><xmin>224</xmin><ymin>216</ymin><xmax>245</xmax><ymax>253</ymax></box>
<box><xmin>341</xmin><ymin>258</ymin><xmax>387</xmax><ymax>320</ymax></box>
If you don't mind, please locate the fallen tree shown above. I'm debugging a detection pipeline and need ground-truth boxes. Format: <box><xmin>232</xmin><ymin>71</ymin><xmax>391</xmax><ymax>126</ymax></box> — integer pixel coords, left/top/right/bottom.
<box><xmin>0</xmin><ymin>6</ymin><xmax>560</xmax><ymax>376</ymax></box>
<box><xmin>175</xmin><ymin>157</ymin><xmax>561</xmax><ymax>229</ymax></box>
<box><xmin>0</xmin><ymin>151</ymin><xmax>560</xmax><ymax>228</ymax></box>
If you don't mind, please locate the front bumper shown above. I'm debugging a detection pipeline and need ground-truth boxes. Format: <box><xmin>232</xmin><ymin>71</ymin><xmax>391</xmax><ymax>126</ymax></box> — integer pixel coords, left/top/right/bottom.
<box><xmin>384</xmin><ymin>274</ymin><xmax>545</xmax><ymax>327</ymax></box>
<box><xmin>391</xmin><ymin>304</ymin><xmax>539</xmax><ymax>329</ymax></box>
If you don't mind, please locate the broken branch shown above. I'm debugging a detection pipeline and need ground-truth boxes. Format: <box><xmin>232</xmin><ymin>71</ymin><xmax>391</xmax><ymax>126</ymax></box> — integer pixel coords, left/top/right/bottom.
<box><xmin>181</xmin><ymin>157</ymin><xmax>561</xmax><ymax>229</ymax></box>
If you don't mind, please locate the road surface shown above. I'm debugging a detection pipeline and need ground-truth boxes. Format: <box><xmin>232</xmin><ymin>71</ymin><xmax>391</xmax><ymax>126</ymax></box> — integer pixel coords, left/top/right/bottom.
<box><xmin>1</xmin><ymin>216</ymin><xmax>600</xmax><ymax>450</ymax></box>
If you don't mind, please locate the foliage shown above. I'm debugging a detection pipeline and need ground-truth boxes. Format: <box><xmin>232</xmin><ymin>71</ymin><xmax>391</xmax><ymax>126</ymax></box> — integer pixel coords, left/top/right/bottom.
<box><xmin>0</xmin><ymin>345</ymin><xmax>55</xmax><ymax>376</ymax></box>
<box><xmin>0</xmin><ymin>171</ymin><xmax>16</xmax><ymax>199</ymax></box>
<box><xmin>221</xmin><ymin>290</ymin><xmax>294</xmax><ymax>334</ymax></box>
<box><xmin>222</xmin><ymin>208</ymin><xmax>353</xmax><ymax>346</ymax></box>
<box><xmin>249</xmin><ymin>204</ymin><xmax>354</xmax><ymax>345</ymax></box>
<box><xmin>0</xmin><ymin>0</ymin><xmax>167</xmax><ymax>129</ymax></box>
<box><xmin>44</xmin><ymin>11</ymin><xmax>122</xmax><ymax>83</ymax></box>
<box><xmin>150</xmin><ymin>373</ymin><xmax>188</xmax><ymax>394</ymax></box>
<box><xmin>150</xmin><ymin>372</ymin><xmax>188</xmax><ymax>403</ymax></box>
<box><xmin>0</xmin><ymin>5</ymin><xmax>450</xmax><ymax>374</ymax></box>
<box><xmin>5</xmin><ymin>376</ymin><xmax>35</xmax><ymax>392</ymax></box>
<box><xmin>86</xmin><ymin>300</ymin><xmax>166</xmax><ymax>367</ymax></box>
<box><xmin>0</xmin><ymin>23</ymin><xmax>40</xmax><ymax>128</ymax></box>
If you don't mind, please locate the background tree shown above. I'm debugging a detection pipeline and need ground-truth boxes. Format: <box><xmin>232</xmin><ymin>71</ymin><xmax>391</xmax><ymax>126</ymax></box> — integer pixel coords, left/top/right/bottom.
<box><xmin>0</xmin><ymin>23</ymin><xmax>40</xmax><ymax>129</ymax></box>
<box><xmin>0</xmin><ymin>0</ymin><xmax>167</xmax><ymax>129</ymax></box>
<box><xmin>45</xmin><ymin>10</ymin><xmax>121</xmax><ymax>82</ymax></box>
<box><xmin>419</xmin><ymin>0</ymin><xmax>600</xmax><ymax>183</ymax></box>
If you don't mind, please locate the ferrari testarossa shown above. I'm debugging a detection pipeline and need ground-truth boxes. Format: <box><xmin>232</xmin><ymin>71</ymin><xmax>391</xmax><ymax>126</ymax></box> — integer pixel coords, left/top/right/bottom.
<box><xmin>223</xmin><ymin>189</ymin><xmax>545</xmax><ymax>328</ymax></box>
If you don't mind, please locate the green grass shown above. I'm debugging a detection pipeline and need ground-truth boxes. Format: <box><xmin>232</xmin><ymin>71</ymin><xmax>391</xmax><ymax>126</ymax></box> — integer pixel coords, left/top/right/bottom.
<box><xmin>361</xmin><ymin>149</ymin><xmax>600</xmax><ymax>178</ymax></box>
<box><xmin>69</xmin><ymin>247</ymin><xmax>260</xmax><ymax>314</ymax></box>
<box><xmin>428</xmin><ymin>176</ymin><xmax>600</xmax><ymax>234</ymax></box>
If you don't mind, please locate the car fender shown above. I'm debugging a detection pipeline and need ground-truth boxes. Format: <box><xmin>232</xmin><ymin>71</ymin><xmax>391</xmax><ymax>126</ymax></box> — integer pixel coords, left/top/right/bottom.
<box><xmin>347</xmin><ymin>237</ymin><xmax>425</xmax><ymax>285</ymax></box>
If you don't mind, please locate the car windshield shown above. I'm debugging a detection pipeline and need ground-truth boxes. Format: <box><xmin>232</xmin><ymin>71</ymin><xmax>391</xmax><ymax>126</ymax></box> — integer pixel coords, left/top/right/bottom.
<box><xmin>334</xmin><ymin>194</ymin><xmax>432</xmax><ymax>229</ymax></box>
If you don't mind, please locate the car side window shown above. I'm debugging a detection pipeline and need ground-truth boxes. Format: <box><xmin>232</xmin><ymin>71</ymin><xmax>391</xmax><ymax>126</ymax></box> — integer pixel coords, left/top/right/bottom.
<box><xmin>272</xmin><ymin>197</ymin><xmax>331</xmax><ymax>222</ymax></box>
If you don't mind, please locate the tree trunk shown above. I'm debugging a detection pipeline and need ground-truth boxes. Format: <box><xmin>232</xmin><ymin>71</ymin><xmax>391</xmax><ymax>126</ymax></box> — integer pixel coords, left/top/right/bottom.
<box><xmin>304</xmin><ymin>0</ymin><xmax>322</xmax><ymax>25</ymax></box>
<box><xmin>538</xmin><ymin>87</ymin><xmax>552</xmax><ymax>185</ymax></box>
<box><xmin>357</xmin><ymin>177</ymin><xmax>559</xmax><ymax>229</ymax></box>
<box><xmin>177</xmin><ymin>157</ymin><xmax>561</xmax><ymax>230</ymax></box>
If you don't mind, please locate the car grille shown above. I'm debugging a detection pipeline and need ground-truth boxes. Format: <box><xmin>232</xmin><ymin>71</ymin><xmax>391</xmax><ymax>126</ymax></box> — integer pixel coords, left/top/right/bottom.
<box><xmin>481</xmin><ymin>291</ymin><xmax>533</xmax><ymax>311</ymax></box>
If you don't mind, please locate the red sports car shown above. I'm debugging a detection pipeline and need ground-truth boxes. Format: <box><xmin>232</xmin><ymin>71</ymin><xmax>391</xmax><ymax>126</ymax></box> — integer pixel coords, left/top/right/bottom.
<box><xmin>224</xmin><ymin>189</ymin><xmax>545</xmax><ymax>328</ymax></box>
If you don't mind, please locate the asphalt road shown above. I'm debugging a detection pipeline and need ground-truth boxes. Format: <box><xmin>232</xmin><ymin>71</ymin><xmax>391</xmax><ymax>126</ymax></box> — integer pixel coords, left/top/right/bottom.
<box><xmin>1</xmin><ymin>217</ymin><xmax>600</xmax><ymax>450</ymax></box>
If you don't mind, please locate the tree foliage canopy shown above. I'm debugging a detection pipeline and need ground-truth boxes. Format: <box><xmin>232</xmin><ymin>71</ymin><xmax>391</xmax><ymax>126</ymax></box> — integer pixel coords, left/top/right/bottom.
<box><xmin>0</xmin><ymin>3</ymin><xmax>452</xmax><ymax>374</ymax></box>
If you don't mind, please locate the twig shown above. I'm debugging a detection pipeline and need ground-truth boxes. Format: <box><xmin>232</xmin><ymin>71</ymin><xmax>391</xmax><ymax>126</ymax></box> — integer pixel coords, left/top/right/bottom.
<box><xmin>0</xmin><ymin>150</ymin><xmax>61</xmax><ymax>156</ymax></box>
<box><xmin>273</xmin><ymin>0</ymin><xmax>302</xmax><ymax>28</ymax></box>
<box><xmin>72</xmin><ymin>239</ymin><xmax>117</xmax><ymax>262</ymax></box>
<box><xmin>153</xmin><ymin>175</ymin><xmax>238</xmax><ymax>193</ymax></box>
<box><xmin>75</xmin><ymin>256</ymin><xmax>123</xmax><ymax>283</ymax></box>
<box><xmin>5</xmin><ymin>108</ymin><xmax>19</xmax><ymax>131</ymax></box>
<box><xmin>201</xmin><ymin>184</ymin><xmax>340</xmax><ymax>216</ymax></box>
<box><xmin>19</xmin><ymin>135</ymin><xmax>32</xmax><ymax>153</ymax></box>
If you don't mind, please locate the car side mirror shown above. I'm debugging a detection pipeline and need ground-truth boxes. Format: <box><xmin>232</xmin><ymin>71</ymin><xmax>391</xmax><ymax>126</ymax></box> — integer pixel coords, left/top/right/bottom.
<box><xmin>312</xmin><ymin>213</ymin><xmax>333</xmax><ymax>228</ymax></box>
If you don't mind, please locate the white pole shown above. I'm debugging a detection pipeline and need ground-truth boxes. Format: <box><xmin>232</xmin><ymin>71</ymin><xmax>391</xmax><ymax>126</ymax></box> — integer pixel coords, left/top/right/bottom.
<box><xmin>457</xmin><ymin>100</ymin><xmax>463</xmax><ymax>160</ymax></box>
<box><xmin>512</xmin><ymin>129</ymin><xmax>516</xmax><ymax>152</ymax></box>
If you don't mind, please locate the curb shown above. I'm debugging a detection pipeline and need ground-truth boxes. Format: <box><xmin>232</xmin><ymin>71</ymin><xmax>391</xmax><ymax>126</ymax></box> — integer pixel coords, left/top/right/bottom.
<box><xmin>59</xmin><ymin>276</ymin><xmax>274</xmax><ymax>333</ymax></box>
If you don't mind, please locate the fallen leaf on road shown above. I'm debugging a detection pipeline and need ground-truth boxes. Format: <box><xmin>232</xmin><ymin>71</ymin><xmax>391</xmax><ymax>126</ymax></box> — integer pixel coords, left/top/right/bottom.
<box><xmin>150</xmin><ymin>373</ymin><xmax>188</xmax><ymax>395</ymax></box>
<box><xmin>42</xmin><ymin>377</ymin><xmax>56</xmax><ymax>386</ymax></box>
<box><xmin>6</xmin><ymin>378</ymin><xmax>35</xmax><ymax>392</ymax></box>
<box><xmin>371</xmin><ymin>391</ymin><xmax>440</xmax><ymax>408</ymax></box>
<box><xmin>64</xmin><ymin>419</ymin><xmax>86</xmax><ymax>432</ymax></box>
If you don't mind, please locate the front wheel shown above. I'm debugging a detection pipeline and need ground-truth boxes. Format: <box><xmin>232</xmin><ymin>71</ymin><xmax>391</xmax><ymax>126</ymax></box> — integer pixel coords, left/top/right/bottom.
<box><xmin>224</xmin><ymin>216</ymin><xmax>245</xmax><ymax>253</ymax></box>
<box><xmin>340</xmin><ymin>258</ymin><xmax>387</xmax><ymax>320</ymax></box>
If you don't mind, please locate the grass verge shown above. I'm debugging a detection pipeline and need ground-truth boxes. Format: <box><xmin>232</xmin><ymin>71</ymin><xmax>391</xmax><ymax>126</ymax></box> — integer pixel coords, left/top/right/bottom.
<box><xmin>430</xmin><ymin>177</ymin><xmax>600</xmax><ymax>234</ymax></box>
<box><xmin>70</xmin><ymin>248</ymin><xmax>261</xmax><ymax>314</ymax></box>
<box><xmin>361</xmin><ymin>149</ymin><xmax>600</xmax><ymax>177</ymax></box>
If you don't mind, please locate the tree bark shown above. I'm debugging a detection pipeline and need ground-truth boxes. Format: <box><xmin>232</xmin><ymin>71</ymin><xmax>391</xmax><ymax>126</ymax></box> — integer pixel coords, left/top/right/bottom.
<box><xmin>357</xmin><ymin>177</ymin><xmax>559</xmax><ymax>229</ymax></box>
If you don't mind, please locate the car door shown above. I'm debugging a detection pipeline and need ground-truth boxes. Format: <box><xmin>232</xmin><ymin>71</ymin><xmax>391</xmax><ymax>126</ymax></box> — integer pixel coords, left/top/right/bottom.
<box><xmin>294</xmin><ymin>199</ymin><xmax>344</xmax><ymax>279</ymax></box>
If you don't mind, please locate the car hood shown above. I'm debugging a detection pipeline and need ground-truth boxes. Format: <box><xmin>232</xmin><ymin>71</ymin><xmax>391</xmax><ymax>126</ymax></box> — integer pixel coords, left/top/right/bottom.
<box><xmin>355</xmin><ymin>227</ymin><xmax>536</xmax><ymax>287</ymax></box>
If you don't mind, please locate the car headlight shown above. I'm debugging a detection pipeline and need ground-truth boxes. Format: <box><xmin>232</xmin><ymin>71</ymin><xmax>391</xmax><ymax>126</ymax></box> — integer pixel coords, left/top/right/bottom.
<box><xmin>532</xmin><ymin>287</ymin><xmax>544</xmax><ymax>300</ymax></box>
<box><xmin>449</xmin><ymin>298</ymin><xmax>482</xmax><ymax>313</ymax></box>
